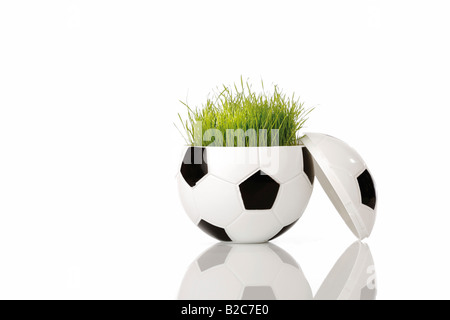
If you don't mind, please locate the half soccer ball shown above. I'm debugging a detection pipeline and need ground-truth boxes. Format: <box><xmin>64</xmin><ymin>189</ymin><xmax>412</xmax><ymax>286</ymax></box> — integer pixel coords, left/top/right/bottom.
<box><xmin>177</xmin><ymin>146</ymin><xmax>314</xmax><ymax>243</ymax></box>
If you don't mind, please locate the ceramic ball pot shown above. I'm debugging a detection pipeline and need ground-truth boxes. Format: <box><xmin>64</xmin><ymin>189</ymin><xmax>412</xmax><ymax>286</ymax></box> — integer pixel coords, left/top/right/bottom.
<box><xmin>176</xmin><ymin>146</ymin><xmax>314</xmax><ymax>243</ymax></box>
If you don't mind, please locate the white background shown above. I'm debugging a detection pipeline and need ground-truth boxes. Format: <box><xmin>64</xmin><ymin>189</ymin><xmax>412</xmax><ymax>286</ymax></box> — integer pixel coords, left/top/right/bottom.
<box><xmin>1</xmin><ymin>0</ymin><xmax>449</xmax><ymax>300</ymax></box>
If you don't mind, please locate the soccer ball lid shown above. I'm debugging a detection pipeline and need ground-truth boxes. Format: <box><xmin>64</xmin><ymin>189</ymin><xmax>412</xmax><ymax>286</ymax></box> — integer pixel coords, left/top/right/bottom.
<box><xmin>302</xmin><ymin>133</ymin><xmax>377</xmax><ymax>239</ymax></box>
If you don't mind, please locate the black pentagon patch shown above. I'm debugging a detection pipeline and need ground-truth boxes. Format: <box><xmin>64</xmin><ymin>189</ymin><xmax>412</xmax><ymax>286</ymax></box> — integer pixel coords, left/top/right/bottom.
<box><xmin>269</xmin><ymin>219</ymin><xmax>299</xmax><ymax>241</ymax></box>
<box><xmin>239</xmin><ymin>170</ymin><xmax>280</xmax><ymax>210</ymax></box>
<box><xmin>242</xmin><ymin>286</ymin><xmax>276</xmax><ymax>300</ymax></box>
<box><xmin>197</xmin><ymin>219</ymin><xmax>232</xmax><ymax>242</ymax></box>
<box><xmin>180</xmin><ymin>147</ymin><xmax>208</xmax><ymax>187</ymax></box>
<box><xmin>357</xmin><ymin>169</ymin><xmax>376</xmax><ymax>210</ymax></box>
<box><xmin>302</xmin><ymin>147</ymin><xmax>315</xmax><ymax>185</ymax></box>
<box><xmin>197</xmin><ymin>244</ymin><xmax>232</xmax><ymax>272</ymax></box>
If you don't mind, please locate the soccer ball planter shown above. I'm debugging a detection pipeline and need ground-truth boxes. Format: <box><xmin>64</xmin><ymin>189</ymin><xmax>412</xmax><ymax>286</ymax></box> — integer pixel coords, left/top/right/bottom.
<box><xmin>176</xmin><ymin>79</ymin><xmax>377</xmax><ymax>242</ymax></box>
<box><xmin>177</xmin><ymin>133</ymin><xmax>377</xmax><ymax>243</ymax></box>
<box><xmin>176</xmin><ymin>145</ymin><xmax>315</xmax><ymax>243</ymax></box>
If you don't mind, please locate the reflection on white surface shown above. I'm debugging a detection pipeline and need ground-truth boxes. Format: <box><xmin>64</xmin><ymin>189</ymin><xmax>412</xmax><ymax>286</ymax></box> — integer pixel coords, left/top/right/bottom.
<box><xmin>178</xmin><ymin>241</ymin><xmax>376</xmax><ymax>300</ymax></box>
<box><xmin>314</xmin><ymin>241</ymin><xmax>376</xmax><ymax>300</ymax></box>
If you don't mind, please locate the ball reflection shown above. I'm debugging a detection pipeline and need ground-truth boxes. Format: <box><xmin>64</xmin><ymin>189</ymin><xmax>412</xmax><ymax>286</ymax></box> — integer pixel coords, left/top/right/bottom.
<box><xmin>178</xmin><ymin>243</ymin><xmax>312</xmax><ymax>300</ymax></box>
<box><xmin>179</xmin><ymin>241</ymin><xmax>377</xmax><ymax>300</ymax></box>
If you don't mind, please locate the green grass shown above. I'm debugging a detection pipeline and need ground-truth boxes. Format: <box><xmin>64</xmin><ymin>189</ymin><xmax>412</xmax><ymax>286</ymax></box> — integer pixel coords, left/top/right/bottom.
<box><xmin>176</xmin><ymin>78</ymin><xmax>313</xmax><ymax>147</ymax></box>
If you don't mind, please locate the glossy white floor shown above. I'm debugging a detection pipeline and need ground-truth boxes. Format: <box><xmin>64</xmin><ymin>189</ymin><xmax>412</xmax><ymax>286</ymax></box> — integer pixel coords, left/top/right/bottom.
<box><xmin>1</xmin><ymin>1</ymin><xmax>449</xmax><ymax>300</ymax></box>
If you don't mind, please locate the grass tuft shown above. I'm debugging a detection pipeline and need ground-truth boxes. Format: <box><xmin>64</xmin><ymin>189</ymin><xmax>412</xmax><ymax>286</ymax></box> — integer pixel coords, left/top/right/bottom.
<box><xmin>176</xmin><ymin>78</ymin><xmax>313</xmax><ymax>147</ymax></box>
